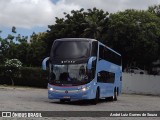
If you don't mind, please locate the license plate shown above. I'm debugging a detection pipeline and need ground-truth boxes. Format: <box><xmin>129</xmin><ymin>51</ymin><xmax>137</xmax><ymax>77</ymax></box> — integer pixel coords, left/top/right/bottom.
<box><xmin>63</xmin><ymin>96</ymin><xmax>70</xmax><ymax>99</ymax></box>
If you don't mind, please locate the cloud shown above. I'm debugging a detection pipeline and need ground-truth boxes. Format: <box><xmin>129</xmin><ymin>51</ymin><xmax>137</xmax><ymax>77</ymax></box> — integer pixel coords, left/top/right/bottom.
<box><xmin>65</xmin><ymin>0</ymin><xmax>160</xmax><ymax>13</ymax></box>
<box><xmin>0</xmin><ymin>0</ymin><xmax>160</xmax><ymax>29</ymax></box>
<box><xmin>0</xmin><ymin>0</ymin><xmax>80</xmax><ymax>28</ymax></box>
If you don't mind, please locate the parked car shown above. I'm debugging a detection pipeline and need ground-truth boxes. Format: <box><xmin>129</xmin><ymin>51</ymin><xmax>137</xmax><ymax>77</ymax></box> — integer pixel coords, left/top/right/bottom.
<box><xmin>151</xmin><ymin>67</ymin><xmax>160</xmax><ymax>75</ymax></box>
<box><xmin>125</xmin><ymin>67</ymin><xmax>147</xmax><ymax>74</ymax></box>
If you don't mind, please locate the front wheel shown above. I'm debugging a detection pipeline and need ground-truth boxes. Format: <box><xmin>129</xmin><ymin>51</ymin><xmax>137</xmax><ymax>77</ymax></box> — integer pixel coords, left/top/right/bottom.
<box><xmin>92</xmin><ymin>89</ymin><xmax>99</xmax><ymax>105</ymax></box>
<box><xmin>60</xmin><ymin>99</ymin><xmax>65</xmax><ymax>103</ymax></box>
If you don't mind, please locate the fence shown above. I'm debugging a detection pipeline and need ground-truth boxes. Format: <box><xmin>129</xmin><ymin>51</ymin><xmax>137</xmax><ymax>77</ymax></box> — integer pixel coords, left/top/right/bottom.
<box><xmin>122</xmin><ymin>73</ymin><xmax>160</xmax><ymax>95</ymax></box>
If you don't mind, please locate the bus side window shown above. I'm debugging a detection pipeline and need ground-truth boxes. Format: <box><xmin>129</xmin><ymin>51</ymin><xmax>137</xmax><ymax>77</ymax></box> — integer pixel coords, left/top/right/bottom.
<box><xmin>99</xmin><ymin>45</ymin><xmax>104</xmax><ymax>60</ymax></box>
<box><xmin>97</xmin><ymin>72</ymin><xmax>103</xmax><ymax>82</ymax></box>
<box><xmin>97</xmin><ymin>71</ymin><xmax>115</xmax><ymax>83</ymax></box>
<box><xmin>97</xmin><ymin>71</ymin><xmax>105</xmax><ymax>83</ymax></box>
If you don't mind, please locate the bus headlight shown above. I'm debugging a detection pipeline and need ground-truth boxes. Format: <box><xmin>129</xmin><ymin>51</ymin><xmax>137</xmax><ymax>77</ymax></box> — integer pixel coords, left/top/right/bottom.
<box><xmin>82</xmin><ymin>87</ymin><xmax>87</xmax><ymax>91</ymax></box>
<box><xmin>49</xmin><ymin>87</ymin><xmax>54</xmax><ymax>91</ymax></box>
<box><xmin>81</xmin><ymin>86</ymin><xmax>90</xmax><ymax>92</ymax></box>
<box><xmin>48</xmin><ymin>86</ymin><xmax>55</xmax><ymax>92</ymax></box>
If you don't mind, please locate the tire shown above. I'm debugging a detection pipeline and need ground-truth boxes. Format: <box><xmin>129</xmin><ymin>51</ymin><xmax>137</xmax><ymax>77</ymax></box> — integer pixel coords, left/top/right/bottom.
<box><xmin>140</xmin><ymin>72</ymin><xmax>144</xmax><ymax>74</ymax></box>
<box><xmin>113</xmin><ymin>90</ymin><xmax>117</xmax><ymax>101</ymax></box>
<box><xmin>93</xmin><ymin>89</ymin><xmax>99</xmax><ymax>105</ymax></box>
<box><xmin>60</xmin><ymin>99</ymin><xmax>65</xmax><ymax>103</ymax></box>
<box><xmin>131</xmin><ymin>70</ymin><xmax>134</xmax><ymax>73</ymax></box>
<box><xmin>105</xmin><ymin>89</ymin><xmax>117</xmax><ymax>101</ymax></box>
<box><xmin>106</xmin><ymin>97</ymin><xmax>113</xmax><ymax>101</ymax></box>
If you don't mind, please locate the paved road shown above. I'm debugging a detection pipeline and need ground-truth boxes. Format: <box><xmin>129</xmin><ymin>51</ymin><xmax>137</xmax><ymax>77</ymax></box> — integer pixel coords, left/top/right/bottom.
<box><xmin>0</xmin><ymin>86</ymin><xmax>160</xmax><ymax>120</ymax></box>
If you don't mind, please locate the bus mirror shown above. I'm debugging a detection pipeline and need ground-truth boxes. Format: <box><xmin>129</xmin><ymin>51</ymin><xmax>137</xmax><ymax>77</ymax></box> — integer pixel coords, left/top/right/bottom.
<box><xmin>42</xmin><ymin>57</ymin><xmax>50</xmax><ymax>70</ymax></box>
<box><xmin>87</xmin><ymin>57</ymin><xmax>96</xmax><ymax>70</ymax></box>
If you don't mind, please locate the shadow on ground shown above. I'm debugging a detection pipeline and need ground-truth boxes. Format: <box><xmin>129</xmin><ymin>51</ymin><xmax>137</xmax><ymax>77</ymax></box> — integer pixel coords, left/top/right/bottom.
<box><xmin>50</xmin><ymin>98</ymin><xmax>116</xmax><ymax>106</ymax></box>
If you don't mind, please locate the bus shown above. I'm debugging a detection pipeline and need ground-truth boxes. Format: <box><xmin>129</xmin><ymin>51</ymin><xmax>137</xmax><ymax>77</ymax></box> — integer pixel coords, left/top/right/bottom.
<box><xmin>42</xmin><ymin>38</ymin><xmax>122</xmax><ymax>104</ymax></box>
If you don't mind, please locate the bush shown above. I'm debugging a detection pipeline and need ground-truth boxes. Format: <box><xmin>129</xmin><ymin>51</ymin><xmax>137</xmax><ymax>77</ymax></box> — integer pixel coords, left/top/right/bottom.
<box><xmin>0</xmin><ymin>65</ymin><xmax>10</xmax><ymax>84</ymax></box>
<box><xmin>0</xmin><ymin>66</ymin><xmax>49</xmax><ymax>88</ymax></box>
<box><xmin>18</xmin><ymin>67</ymin><xmax>49</xmax><ymax>88</ymax></box>
<box><xmin>4</xmin><ymin>59</ymin><xmax>22</xmax><ymax>85</ymax></box>
<box><xmin>5</xmin><ymin>59</ymin><xmax>22</xmax><ymax>68</ymax></box>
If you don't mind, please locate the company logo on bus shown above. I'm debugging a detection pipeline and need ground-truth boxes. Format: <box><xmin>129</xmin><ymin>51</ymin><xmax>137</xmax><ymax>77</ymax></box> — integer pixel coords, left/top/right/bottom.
<box><xmin>61</xmin><ymin>60</ymin><xmax>75</xmax><ymax>64</ymax></box>
<box><xmin>65</xmin><ymin>90</ymin><xmax>68</xmax><ymax>94</ymax></box>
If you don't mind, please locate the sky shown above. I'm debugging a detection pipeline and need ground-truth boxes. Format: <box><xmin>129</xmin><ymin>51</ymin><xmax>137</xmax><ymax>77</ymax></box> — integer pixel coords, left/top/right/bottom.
<box><xmin>1</xmin><ymin>0</ymin><xmax>160</xmax><ymax>39</ymax></box>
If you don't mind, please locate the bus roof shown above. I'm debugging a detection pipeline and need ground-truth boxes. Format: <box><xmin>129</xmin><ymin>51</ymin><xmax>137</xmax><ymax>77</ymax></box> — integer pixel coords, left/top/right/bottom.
<box><xmin>54</xmin><ymin>38</ymin><xmax>121</xmax><ymax>56</ymax></box>
<box><xmin>98</xmin><ymin>42</ymin><xmax>121</xmax><ymax>56</ymax></box>
<box><xmin>54</xmin><ymin>38</ymin><xmax>97</xmax><ymax>42</ymax></box>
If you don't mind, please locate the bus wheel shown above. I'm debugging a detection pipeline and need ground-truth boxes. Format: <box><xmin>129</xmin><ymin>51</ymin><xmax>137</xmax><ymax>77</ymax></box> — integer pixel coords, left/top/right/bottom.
<box><xmin>105</xmin><ymin>89</ymin><xmax>117</xmax><ymax>101</ymax></box>
<box><xmin>105</xmin><ymin>97</ymin><xmax>113</xmax><ymax>101</ymax></box>
<box><xmin>113</xmin><ymin>89</ymin><xmax>117</xmax><ymax>101</ymax></box>
<box><xmin>93</xmin><ymin>89</ymin><xmax>99</xmax><ymax>105</ymax></box>
<box><xmin>60</xmin><ymin>99</ymin><xmax>65</xmax><ymax>103</ymax></box>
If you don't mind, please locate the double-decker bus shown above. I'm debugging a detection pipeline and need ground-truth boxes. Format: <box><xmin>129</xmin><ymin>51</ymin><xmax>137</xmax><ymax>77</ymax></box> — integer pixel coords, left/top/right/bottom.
<box><xmin>42</xmin><ymin>38</ymin><xmax>122</xmax><ymax>104</ymax></box>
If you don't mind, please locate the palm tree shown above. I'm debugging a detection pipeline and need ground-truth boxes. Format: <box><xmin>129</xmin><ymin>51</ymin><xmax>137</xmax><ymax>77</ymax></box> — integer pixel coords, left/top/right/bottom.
<box><xmin>82</xmin><ymin>8</ymin><xmax>109</xmax><ymax>40</ymax></box>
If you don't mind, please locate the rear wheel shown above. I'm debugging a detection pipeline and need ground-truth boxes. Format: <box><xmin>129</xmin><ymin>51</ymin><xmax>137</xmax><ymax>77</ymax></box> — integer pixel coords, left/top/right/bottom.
<box><xmin>106</xmin><ymin>96</ymin><xmax>113</xmax><ymax>101</ymax></box>
<box><xmin>105</xmin><ymin>89</ymin><xmax>117</xmax><ymax>101</ymax></box>
<box><xmin>113</xmin><ymin>89</ymin><xmax>117</xmax><ymax>101</ymax></box>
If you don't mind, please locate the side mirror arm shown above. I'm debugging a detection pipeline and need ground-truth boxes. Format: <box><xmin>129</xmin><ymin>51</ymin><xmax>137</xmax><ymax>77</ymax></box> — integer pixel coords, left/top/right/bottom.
<box><xmin>87</xmin><ymin>57</ymin><xmax>96</xmax><ymax>70</ymax></box>
<box><xmin>42</xmin><ymin>57</ymin><xmax>49</xmax><ymax>70</ymax></box>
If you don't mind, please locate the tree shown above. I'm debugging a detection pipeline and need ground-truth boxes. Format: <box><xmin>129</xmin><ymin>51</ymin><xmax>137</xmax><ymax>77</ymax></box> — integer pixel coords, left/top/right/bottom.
<box><xmin>107</xmin><ymin>9</ymin><xmax>160</xmax><ymax>70</ymax></box>
<box><xmin>148</xmin><ymin>5</ymin><xmax>160</xmax><ymax>17</ymax></box>
<box><xmin>12</xmin><ymin>26</ymin><xmax>17</xmax><ymax>33</ymax></box>
<box><xmin>0</xmin><ymin>38</ymin><xmax>10</xmax><ymax>63</ymax></box>
<box><xmin>46</xmin><ymin>8</ymin><xmax>109</xmax><ymax>54</ymax></box>
<box><xmin>148</xmin><ymin>5</ymin><xmax>160</xmax><ymax>60</ymax></box>
<box><xmin>82</xmin><ymin>7</ymin><xmax>109</xmax><ymax>41</ymax></box>
<box><xmin>28</xmin><ymin>32</ymin><xmax>47</xmax><ymax>66</ymax></box>
<box><xmin>0</xmin><ymin>27</ymin><xmax>46</xmax><ymax>67</ymax></box>
<box><xmin>46</xmin><ymin>8</ymin><xmax>87</xmax><ymax>53</ymax></box>
<box><xmin>7</xmin><ymin>34</ymin><xmax>14</xmax><ymax>41</ymax></box>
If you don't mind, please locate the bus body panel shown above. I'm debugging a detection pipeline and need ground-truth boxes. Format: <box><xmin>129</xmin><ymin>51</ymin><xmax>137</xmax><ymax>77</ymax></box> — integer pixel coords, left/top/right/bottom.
<box><xmin>96</xmin><ymin>59</ymin><xmax>121</xmax><ymax>98</ymax></box>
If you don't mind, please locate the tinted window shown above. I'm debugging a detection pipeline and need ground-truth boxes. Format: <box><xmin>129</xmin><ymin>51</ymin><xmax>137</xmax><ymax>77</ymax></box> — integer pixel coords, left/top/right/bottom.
<box><xmin>51</xmin><ymin>41</ymin><xmax>90</xmax><ymax>59</ymax></box>
<box><xmin>99</xmin><ymin>45</ymin><xmax>121</xmax><ymax>65</ymax></box>
<box><xmin>99</xmin><ymin>45</ymin><xmax>104</xmax><ymax>59</ymax></box>
<box><xmin>97</xmin><ymin>71</ymin><xmax>115</xmax><ymax>83</ymax></box>
<box><xmin>91</xmin><ymin>41</ymin><xmax>98</xmax><ymax>56</ymax></box>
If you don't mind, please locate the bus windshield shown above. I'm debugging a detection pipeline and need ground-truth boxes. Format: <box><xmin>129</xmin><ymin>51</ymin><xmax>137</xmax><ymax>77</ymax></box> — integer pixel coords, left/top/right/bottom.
<box><xmin>51</xmin><ymin>41</ymin><xmax>90</xmax><ymax>59</ymax></box>
<box><xmin>49</xmin><ymin>63</ymin><xmax>91</xmax><ymax>86</ymax></box>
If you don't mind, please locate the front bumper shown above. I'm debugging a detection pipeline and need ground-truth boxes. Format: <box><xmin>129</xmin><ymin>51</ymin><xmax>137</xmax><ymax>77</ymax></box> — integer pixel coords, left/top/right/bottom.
<box><xmin>48</xmin><ymin>88</ymin><xmax>94</xmax><ymax>100</ymax></box>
